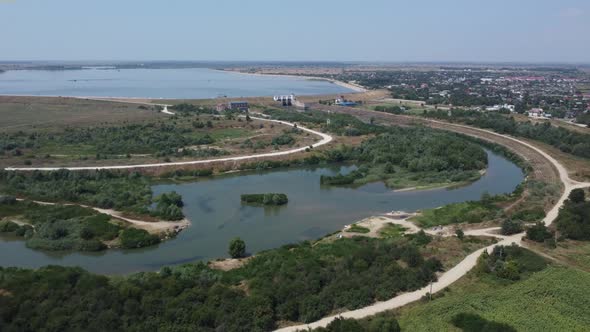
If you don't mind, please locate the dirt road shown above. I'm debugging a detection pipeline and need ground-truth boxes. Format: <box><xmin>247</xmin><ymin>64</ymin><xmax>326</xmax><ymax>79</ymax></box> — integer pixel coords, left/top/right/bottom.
<box><xmin>3</xmin><ymin>117</ymin><xmax>332</xmax><ymax>171</ymax></box>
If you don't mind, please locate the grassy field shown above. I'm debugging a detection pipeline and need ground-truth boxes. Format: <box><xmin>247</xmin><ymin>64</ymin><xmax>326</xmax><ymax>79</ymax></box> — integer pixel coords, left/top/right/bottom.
<box><xmin>394</xmin><ymin>266</ymin><xmax>590</xmax><ymax>331</ymax></box>
<box><xmin>0</xmin><ymin>96</ymin><xmax>165</xmax><ymax>132</ymax></box>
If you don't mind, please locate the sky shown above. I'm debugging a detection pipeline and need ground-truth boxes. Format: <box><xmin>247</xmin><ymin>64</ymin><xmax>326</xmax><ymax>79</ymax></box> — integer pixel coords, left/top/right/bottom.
<box><xmin>1</xmin><ymin>0</ymin><xmax>589</xmax><ymax>63</ymax></box>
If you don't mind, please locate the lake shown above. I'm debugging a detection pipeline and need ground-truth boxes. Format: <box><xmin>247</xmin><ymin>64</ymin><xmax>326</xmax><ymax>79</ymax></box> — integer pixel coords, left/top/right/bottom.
<box><xmin>0</xmin><ymin>68</ymin><xmax>353</xmax><ymax>98</ymax></box>
<box><xmin>0</xmin><ymin>150</ymin><xmax>524</xmax><ymax>274</ymax></box>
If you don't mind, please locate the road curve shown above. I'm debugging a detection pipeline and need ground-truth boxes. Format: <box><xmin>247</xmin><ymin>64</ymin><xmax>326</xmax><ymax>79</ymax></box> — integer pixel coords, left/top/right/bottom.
<box><xmin>3</xmin><ymin>117</ymin><xmax>332</xmax><ymax>171</ymax></box>
<box><xmin>275</xmin><ymin>116</ymin><xmax>590</xmax><ymax>332</ymax></box>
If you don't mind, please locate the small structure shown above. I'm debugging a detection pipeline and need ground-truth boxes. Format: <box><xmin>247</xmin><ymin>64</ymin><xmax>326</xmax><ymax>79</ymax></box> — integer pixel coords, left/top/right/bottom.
<box><xmin>274</xmin><ymin>94</ymin><xmax>295</xmax><ymax>106</ymax></box>
<box><xmin>228</xmin><ymin>101</ymin><xmax>249</xmax><ymax>112</ymax></box>
<box><xmin>216</xmin><ymin>103</ymin><xmax>227</xmax><ymax>112</ymax></box>
<box><xmin>485</xmin><ymin>104</ymin><xmax>515</xmax><ymax>112</ymax></box>
<box><xmin>527</xmin><ymin>108</ymin><xmax>550</xmax><ymax>119</ymax></box>
<box><xmin>335</xmin><ymin>97</ymin><xmax>357</xmax><ymax>107</ymax></box>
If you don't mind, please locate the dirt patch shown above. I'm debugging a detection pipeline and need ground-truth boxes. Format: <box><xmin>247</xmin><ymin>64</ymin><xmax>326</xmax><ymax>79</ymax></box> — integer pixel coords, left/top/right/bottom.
<box><xmin>0</xmin><ymin>289</ymin><xmax>12</xmax><ymax>297</ymax></box>
<box><xmin>208</xmin><ymin>257</ymin><xmax>252</xmax><ymax>271</ymax></box>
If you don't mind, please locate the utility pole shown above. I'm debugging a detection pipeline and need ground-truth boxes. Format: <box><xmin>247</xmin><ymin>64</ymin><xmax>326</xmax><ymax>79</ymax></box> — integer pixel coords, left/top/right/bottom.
<box><xmin>429</xmin><ymin>280</ymin><xmax>433</xmax><ymax>301</ymax></box>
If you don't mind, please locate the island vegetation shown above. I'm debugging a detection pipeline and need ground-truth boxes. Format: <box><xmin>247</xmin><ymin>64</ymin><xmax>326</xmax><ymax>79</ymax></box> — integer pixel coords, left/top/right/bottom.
<box><xmin>0</xmin><ymin>170</ymin><xmax>185</xmax><ymax>221</ymax></box>
<box><xmin>241</xmin><ymin>193</ymin><xmax>289</xmax><ymax>206</ymax></box>
<box><xmin>0</xmin><ymin>197</ymin><xmax>161</xmax><ymax>251</ymax></box>
<box><xmin>319</xmin><ymin>127</ymin><xmax>487</xmax><ymax>189</ymax></box>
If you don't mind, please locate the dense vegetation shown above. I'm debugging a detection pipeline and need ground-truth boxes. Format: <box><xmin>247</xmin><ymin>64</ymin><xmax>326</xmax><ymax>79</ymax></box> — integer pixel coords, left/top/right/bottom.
<box><xmin>0</xmin><ymin>236</ymin><xmax>442</xmax><ymax>331</ymax></box>
<box><xmin>241</xmin><ymin>193</ymin><xmax>289</xmax><ymax>206</ymax></box>
<box><xmin>263</xmin><ymin>108</ymin><xmax>382</xmax><ymax>137</ymax></box>
<box><xmin>119</xmin><ymin>228</ymin><xmax>160</xmax><ymax>249</ymax></box>
<box><xmin>423</xmin><ymin>109</ymin><xmax>590</xmax><ymax>159</ymax></box>
<box><xmin>0</xmin><ymin>115</ymin><xmax>228</xmax><ymax>159</ymax></box>
<box><xmin>0</xmin><ymin>170</ymin><xmax>184</xmax><ymax>221</ymax></box>
<box><xmin>555</xmin><ymin>189</ymin><xmax>590</xmax><ymax>241</ymax></box>
<box><xmin>0</xmin><ymin>198</ymin><xmax>160</xmax><ymax>251</ymax></box>
<box><xmin>475</xmin><ymin>245</ymin><xmax>548</xmax><ymax>281</ymax></box>
<box><xmin>318</xmin><ymin>126</ymin><xmax>487</xmax><ymax>189</ymax></box>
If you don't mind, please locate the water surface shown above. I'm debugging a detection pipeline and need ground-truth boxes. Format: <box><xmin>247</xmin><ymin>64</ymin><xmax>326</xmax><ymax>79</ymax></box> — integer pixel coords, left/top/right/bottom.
<box><xmin>0</xmin><ymin>151</ymin><xmax>523</xmax><ymax>274</ymax></box>
<box><xmin>0</xmin><ymin>68</ymin><xmax>352</xmax><ymax>98</ymax></box>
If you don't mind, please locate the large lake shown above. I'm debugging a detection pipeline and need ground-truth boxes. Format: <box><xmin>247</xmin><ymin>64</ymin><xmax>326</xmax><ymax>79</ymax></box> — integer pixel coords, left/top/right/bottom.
<box><xmin>0</xmin><ymin>68</ymin><xmax>352</xmax><ymax>98</ymax></box>
<box><xmin>0</xmin><ymin>150</ymin><xmax>524</xmax><ymax>274</ymax></box>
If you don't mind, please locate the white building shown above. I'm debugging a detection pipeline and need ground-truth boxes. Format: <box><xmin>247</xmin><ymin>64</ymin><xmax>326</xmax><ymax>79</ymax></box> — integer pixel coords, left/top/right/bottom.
<box><xmin>527</xmin><ymin>108</ymin><xmax>550</xmax><ymax>119</ymax></box>
<box><xmin>485</xmin><ymin>104</ymin><xmax>515</xmax><ymax>112</ymax></box>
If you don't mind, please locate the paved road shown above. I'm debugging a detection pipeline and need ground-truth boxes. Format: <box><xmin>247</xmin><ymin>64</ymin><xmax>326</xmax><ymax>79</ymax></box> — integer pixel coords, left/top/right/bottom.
<box><xmin>3</xmin><ymin>117</ymin><xmax>332</xmax><ymax>171</ymax></box>
<box><xmin>275</xmin><ymin>118</ymin><xmax>590</xmax><ymax>332</ymax></box>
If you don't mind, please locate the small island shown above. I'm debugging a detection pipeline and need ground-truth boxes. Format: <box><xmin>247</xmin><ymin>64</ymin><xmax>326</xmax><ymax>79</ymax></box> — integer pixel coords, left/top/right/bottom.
<box><xmin>241</xmin><ymin>193</ymin><xmax>289</xmax><ymax>206</ymax></box>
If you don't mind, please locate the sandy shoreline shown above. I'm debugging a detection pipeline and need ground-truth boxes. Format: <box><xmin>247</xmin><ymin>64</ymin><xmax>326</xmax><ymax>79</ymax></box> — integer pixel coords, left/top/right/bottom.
<box><xmin>216</xmin><ymin>69</ymin><xmax>368</xmax><ymax>93</ymax></box>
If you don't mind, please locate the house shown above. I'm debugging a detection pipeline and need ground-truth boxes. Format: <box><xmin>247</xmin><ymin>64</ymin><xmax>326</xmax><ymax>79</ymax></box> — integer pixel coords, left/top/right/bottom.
<box><xmin>228</xmin><ymin>101</ymin><xmax>249</xmax><ymax>112</ymax></box>
<box><xmin>527</xmin><ymin>108</ymin><xmax>550</xmax><ymax>119</ymax></box>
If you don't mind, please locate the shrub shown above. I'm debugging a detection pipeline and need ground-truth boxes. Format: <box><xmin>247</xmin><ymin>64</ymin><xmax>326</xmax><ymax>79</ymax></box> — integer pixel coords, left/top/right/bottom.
<box><xmin>455</xmin><ymin>229</ymin><xmax>465</xmax><ymax>240</ymax></box>
<box><xmin>0</xmin><ymin>220</ymin><xmax>20</xmax><ymax>233</ymax></box>
<box><xmin>119</xmin><ymin>228</ymin><xmax>160</xmax><ymax>249</ymax></box>
<box><xmin>241</xmin><ymin>193</ymin><xmax>289</xmax><ymax>206</ymax></box>
<box><xmin>501</xmin><ymin>219</ymin><xmax>523</xmax><ymax>235</ymax></box>
<box><xmin>229</xmin><ymin>237</ymin><xmax>246</xmax><ymax>258</ymax></box>
<box><xmin>526</xmin><ymin>222</ymin><xmax>553</xmax><ymax>243</ymax></box>
<box><xmin>451</xmin><ymin>313</ymin><xmax>517</xmax><ymax>332</ymax></box>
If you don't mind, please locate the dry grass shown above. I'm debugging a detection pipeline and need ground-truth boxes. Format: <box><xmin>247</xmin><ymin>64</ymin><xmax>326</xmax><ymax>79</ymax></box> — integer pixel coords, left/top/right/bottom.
<box><xmin>0</xmin><ymin>96</ymin><xmax>164</xmax><ymax>132</ymax></box>
<box><xmin>422</xmin><ymin>236</ymin><xmax>497</xmax><ymax>270</ymax></box>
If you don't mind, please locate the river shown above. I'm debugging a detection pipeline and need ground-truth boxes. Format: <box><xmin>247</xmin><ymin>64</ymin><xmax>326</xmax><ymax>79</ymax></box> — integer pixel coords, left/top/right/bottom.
<box><xmin>0</xmin><ymin>68</ymin><xmax>352</xmax><ymax>98</ymax></box>
<box><xmin>0</xmin><ymin>150</ymin><xmax>524</xmax><ymax>274</ymax></box>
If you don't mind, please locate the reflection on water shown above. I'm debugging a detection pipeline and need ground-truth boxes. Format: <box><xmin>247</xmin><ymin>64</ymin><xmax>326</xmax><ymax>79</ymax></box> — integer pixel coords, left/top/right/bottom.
<box><xmin>0</xmin><ymin>151</ymin><xmax>524</xmax><ymax>274</ymax></box>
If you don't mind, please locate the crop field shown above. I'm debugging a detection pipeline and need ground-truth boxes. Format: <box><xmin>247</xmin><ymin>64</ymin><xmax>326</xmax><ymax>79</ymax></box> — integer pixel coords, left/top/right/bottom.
<box><xmin>394</xmin><ymin>266</ymin><xmax>590</xmax><ymax>331</ymax></box>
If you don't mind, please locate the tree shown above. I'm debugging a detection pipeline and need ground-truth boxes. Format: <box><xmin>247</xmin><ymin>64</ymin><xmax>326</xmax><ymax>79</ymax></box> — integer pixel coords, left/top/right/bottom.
<box><xmin>526</xmin><ymin>222</ymin><xmax>552</xmax><ymax>243</ymax></box>
<box><xmin>569</xmin><ymin>188</ymin><xmax>586</xmax><ymax>204</ymax></box>
<box><xmin>324</xmin><ymin>318</ymin><xmax>364</xmax><ymax>332</ymax></box>
<box><xmin>501</xmin><ymin>219</ymin><xmax>523</xmax><ymax>235</ymax></box>
<box><xmin>455</xmin><ymin>228</ymin><xmax>465</xmax><ymax>241</ymax></box>
<box><xmin>229</xmin><ymin>237</ymin><xmax>246</xmax><ymax>258</ymax></box>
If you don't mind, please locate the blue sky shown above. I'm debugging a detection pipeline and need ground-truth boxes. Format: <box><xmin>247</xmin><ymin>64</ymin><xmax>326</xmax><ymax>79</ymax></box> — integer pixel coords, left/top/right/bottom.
<box><xmin>1</xmin><ymin>0</ymin><xmax>589</xmax><ymax>63</ymax></box>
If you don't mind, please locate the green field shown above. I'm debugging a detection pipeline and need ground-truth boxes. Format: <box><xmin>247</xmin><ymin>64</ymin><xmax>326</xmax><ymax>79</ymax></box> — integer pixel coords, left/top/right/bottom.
<box><xmin>395</xmin><ymin>266</ymin><xmax>590</xmax><ymax>331</ymax></box>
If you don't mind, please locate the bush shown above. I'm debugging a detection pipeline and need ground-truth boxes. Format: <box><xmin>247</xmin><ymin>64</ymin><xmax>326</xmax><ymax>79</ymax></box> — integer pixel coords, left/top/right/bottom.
<box><xmin>0</xmin><ymin>195</ymin><xmax>17</xmax><ymax>205</ymax></box>
<box><xmin>347</xmin><ymin>224</ymin><xmax>371</xmax><ymax>234</ymax></box>
<box><xmin>119</xmin><ymin>228</ymin><xmax>160</xmax><ymax>249</ymax></box>
<box><xmin>241</xmin><ymin>193</ymin><xmax>289</xmax><ymax>206</ymax></box>
<box><xmin>501</xmin><ymin>219</ymin><xmax>523</xmax><ymax>235</ymax></box>
<box><xmin>555</xmin><ymin>189</ymin><xmax>590</xmax><ymax>240</ymax></box>
<box><xmin>229</xmin><ymin>237</ymin><xmax>246</xmax><ymax>258</ymax></box>
<box><xmin>0</xmin><ymin>220</ymin><xmax>20</xmax><ymax>233</ymax></box>
<box><xmin>451</xmin><ymin>313</ymin><xmax>517</xmax><ymax>332</ymax></box>
<box><xmin>526</xmin><ymin>222</ymin><xmax>553</xmax><ymax>243</ymax></box>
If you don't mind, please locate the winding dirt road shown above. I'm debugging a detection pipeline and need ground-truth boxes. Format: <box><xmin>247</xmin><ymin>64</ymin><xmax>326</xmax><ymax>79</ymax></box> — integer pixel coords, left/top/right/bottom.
<box><xmin>3</xmin><ymin>116</ymin><xmax>332</xmax><ymax>171</ymax></box>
